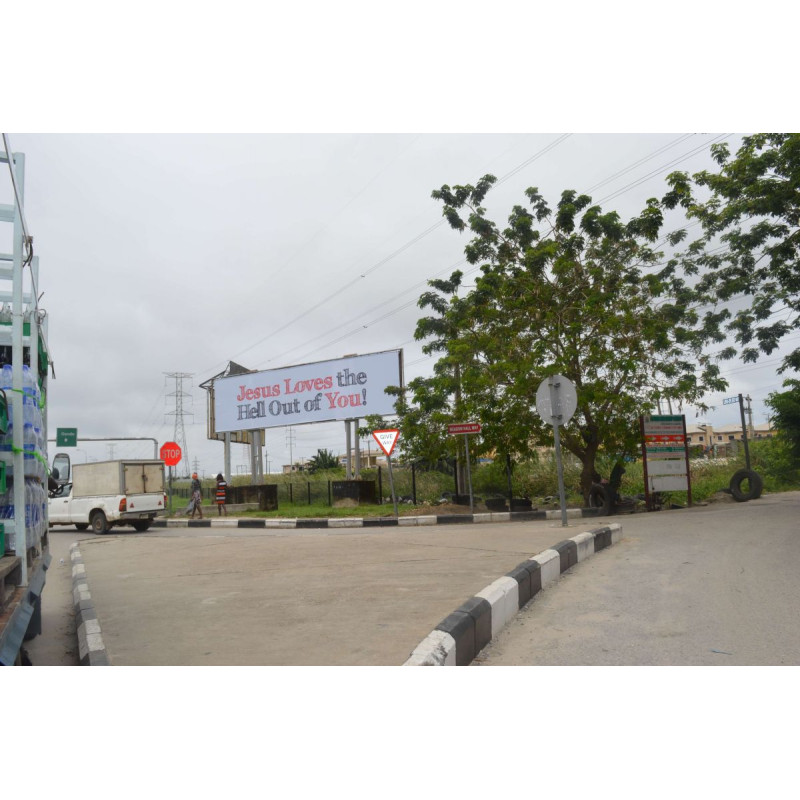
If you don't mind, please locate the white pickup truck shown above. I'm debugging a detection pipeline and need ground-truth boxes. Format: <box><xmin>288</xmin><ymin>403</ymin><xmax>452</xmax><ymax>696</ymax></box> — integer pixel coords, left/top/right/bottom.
<box><xmin>49</xmin><ymin>458</ymin><xmax>167</xmax><ymax>534</ymax></box>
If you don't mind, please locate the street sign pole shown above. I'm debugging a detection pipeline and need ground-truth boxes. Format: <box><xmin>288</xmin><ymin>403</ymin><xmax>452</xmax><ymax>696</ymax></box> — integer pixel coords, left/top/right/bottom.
<box><xmin>386</xmin><ymin>455</ymin><xmax>398</xmax><ymax>518</ymax></box>
<box><xmin>549</xmin><ymin>379</ymin><xmax>569</xmax><ymax>528</ymax></box>
<box><xmin>372</xmin><ymin>429</ymin><xmax>400</xmax><ymax>517</ymax></box>
<box><xmin>739</xmin><ymin>393</ymin><xmax>751</xmax><ymax>471</ymax></box>
<box><xmin>536</xmin><ymin>375</ymin><xmax>577</xmax><ymax>529</ymax></box>
<box><xmin>446</xmin><ymin>423</ymin><xmax>481</xmax><ymax>512</ymax></box>
<box><xmin>463</xmin><ymin>433</ymin><xmax>474</xmax><ymax>514</ymax></box>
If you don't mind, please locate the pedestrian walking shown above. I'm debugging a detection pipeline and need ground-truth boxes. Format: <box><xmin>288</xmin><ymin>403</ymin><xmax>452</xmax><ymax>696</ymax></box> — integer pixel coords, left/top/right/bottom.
<box><xmin>215</xmin><ymin>473</ymin><xmax>228</xmax><ymax>516</ymax></box>
<box><xmin>189</xmin><ymin>472</ymin><xmax>203</xmax><ymax>519</ymax></box>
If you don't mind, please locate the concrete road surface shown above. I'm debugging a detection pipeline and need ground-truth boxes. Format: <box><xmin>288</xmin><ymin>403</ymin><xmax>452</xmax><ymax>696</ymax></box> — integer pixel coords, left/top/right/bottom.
<box><xmin>475</xmin><ymin>491</ymin><xmax>800</xmax><ymax>666</ymax></box>
<box><xmin>72</xmin><ymin>517</ymin><xmax>599</xmax><ymax>665</ymax></box>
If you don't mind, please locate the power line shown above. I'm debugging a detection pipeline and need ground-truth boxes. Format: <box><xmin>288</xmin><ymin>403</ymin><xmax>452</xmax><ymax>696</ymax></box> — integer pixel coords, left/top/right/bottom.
<box><xmin>200</xmin><ymin>134</ymin><xmax>575</xmax><ymax>375</ymax></box>
<box><xmin>596</xmin><ymin>134</ymin><xmax>732</xmax><ymax>205</ymax></box>
<box><xmin>584</xmin><ymin>133</ymin><xmax>697</xmax><ymax>193</ymax></box>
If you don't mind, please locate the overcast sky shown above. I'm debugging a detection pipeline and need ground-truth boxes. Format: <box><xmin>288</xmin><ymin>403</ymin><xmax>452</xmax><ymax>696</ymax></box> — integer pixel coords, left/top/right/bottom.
<box><xmin>3</xmin><ymin>131</ymin><xmax>794</xmax><ymax>476</ymax></box>
<box><xmin>3</xmin><ymin>2</ymin><xmax>796</xmax><ymax>478</ymax></box>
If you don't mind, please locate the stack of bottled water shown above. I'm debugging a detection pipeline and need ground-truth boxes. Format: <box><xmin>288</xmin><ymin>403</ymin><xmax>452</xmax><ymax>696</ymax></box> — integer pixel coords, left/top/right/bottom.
<box><xmin>0</xmin><ymin>363</ymin><xmax>47</xmax><ymax>551</ymax></box>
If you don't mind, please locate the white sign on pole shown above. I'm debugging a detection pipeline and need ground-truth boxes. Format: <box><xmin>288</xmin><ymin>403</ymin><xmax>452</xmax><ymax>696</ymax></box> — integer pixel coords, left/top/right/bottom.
<box><xmin>372</xmin><ymin>429</ymin><xmax>400</xmax><ymax>457</ymax></box>
<box><xmin>535</xmin><ymin>375</ymin><xmax>577</xmax><ymax>527</ymax></box>
<box><xmin>535</xmin><ymin>374</ymin><xmax>577</xmax><ymax>425</ymax></box>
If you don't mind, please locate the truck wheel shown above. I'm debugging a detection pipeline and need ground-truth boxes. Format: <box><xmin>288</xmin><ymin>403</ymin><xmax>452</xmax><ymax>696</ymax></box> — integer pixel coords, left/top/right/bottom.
<box><xmin>75</xmin><ymin>524</ymin><xmax>89</xmax><ymax>531</ymax></box>
<box><xmin>90</xmin><ymin>511</ymin><xmax>109</xmax><ymax>534</ymax></box>
<box><xmin>729</xmin><ymin>469</ymin><xmax>763</xmax><ymax>502</ymax></box>
<box><xmin>132</xmin><ymin>521</ymin><xmax>151</xmax><ymax>532</ymax></box>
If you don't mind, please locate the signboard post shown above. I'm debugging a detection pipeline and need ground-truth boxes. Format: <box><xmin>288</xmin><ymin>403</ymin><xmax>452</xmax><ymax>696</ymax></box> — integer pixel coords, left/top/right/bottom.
<box><xmin>372</xmin><ymin>429</ymin><xmax>400</xmax><ymax>517</ymax></box>
<box><xmin>535</xmin><ymin>375</ymin><xmax>578</xmax><ymax>527</ymax></box>
<box><xmin>447</xmin><ymin>422</ymin><xmax>481</xmax><ymax>513</ymax></box>
<box><xmin>160</xmin><ymin>441</ymin><xmax>182</xmax><ymax>514</ymax></box>
<box><xmin>640</xmin><ymin>415</ymin><xmax>691</xmax><ymax>510</ymax></box>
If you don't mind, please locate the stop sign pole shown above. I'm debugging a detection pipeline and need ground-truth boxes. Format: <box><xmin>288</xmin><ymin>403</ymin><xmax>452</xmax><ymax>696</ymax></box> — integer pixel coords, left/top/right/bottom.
<box><xmin>160</xmin><ymin>441</ymin><xmax>182</xmax><ymax>516</ymax></box>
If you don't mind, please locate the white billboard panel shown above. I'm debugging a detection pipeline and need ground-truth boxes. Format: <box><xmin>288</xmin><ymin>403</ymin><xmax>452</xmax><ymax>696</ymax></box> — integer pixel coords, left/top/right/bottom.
<box><xmin>213</xmin><ymin>350</ymin><xmax>403</xmax><ymax>433</ymax></box>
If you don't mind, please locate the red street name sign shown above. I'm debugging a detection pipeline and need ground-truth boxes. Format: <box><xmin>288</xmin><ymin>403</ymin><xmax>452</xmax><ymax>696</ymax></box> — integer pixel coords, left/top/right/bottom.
<box><xmin>160</xmin><ymin>441</ymin><xmax>182</xmax><ymax>467</ymax></box>
<box><xmin>448</xmin><ymin>422</ymin><xmax>482</xmax><ymax>435</ymax></box>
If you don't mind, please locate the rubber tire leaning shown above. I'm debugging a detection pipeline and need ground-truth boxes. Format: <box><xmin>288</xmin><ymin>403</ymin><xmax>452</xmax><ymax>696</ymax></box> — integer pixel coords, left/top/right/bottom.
<box><xmin>588</xmin><ymin>483</ymin><xmax>613</xmax><ymax>516</ymax></box>
<box><xmin>729</xmin><ymin>469</ymin><xmax>764</xmax><ymax>502</ymax></box>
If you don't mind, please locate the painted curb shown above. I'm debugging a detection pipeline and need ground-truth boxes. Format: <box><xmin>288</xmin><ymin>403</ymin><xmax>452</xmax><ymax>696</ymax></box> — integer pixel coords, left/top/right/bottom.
<box><xmin>151</xmin><ymin>507</ymin><xmax>603</xmax><ymax>530</ymax></box>
<box><xmin>70</xmin><ymin>543</ymin><xmax>109</xmax><ymax>666</ymax></box>
<box><xmin>404</xmin><ymin>523</ymin><xmax>623</xmax><ymax>666</ymax></box>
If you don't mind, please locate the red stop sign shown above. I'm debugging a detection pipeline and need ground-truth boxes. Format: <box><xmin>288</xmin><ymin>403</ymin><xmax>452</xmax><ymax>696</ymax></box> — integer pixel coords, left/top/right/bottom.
<box><xmin>160</xmin><ymin>441</ymin><xmax>182</xmax><ymax>467</ymax></box>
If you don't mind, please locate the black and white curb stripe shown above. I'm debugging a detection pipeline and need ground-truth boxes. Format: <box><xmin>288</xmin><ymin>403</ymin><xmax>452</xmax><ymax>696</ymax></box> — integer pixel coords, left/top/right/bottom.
<box><xmin>70</xmin><ymin>543</ymin><xmax>109</xmax><ymax>666</ymax></box>
<box><xmin>404</xmin><ymin>523</ymin><xmax>622</xmax><ymax>666</ymax></box>
<box><xmin>152</xmin><ymin>507</ymin><xmax>602</xmax><ymax>530</ymax></box>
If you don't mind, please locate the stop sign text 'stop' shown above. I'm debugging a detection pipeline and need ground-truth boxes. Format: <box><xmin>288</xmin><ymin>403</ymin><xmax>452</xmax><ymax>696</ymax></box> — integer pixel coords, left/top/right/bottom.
<box><xmin>160</xmin><ymin>441</ymin><xmax>182</xmax><ymax>466</ymax></box>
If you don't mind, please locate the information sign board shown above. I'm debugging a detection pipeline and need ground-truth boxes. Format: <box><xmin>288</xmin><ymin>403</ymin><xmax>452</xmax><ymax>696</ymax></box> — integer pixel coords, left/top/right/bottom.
<box><xmin>640</xmin><ymin>414</ymin><xmax>692</xmax><ymax>506</ymax></box>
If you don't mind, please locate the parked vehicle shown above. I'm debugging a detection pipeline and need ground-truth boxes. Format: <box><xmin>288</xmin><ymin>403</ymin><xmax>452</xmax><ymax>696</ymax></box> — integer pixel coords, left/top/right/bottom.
<box><xmin>49</xmin><ymin>458</ymin><xmax>167</xmax><ymax>534</ymax></box>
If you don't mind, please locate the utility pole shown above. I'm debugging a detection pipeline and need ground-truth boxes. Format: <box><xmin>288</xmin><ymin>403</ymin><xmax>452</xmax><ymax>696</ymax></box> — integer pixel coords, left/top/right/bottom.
<box><xmin>165</xmin><ymin>371</ymin><xmax>193</xmax><ymax>478</ymax></box>
<box><xmin>745</xmin><ymin>394</ymin><xmax>754</xmax><ymax>437</ymax></box>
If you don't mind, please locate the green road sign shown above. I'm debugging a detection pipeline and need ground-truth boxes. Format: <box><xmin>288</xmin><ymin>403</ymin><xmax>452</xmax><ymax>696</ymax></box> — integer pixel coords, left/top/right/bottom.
<box><xmin>56</xmin><ymin>428</ymin><xmax>78</xmax><ymax>447</ymax></box>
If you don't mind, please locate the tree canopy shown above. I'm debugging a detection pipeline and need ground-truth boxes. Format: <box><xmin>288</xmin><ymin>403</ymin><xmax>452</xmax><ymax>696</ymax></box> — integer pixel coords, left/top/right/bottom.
<box><xmin>662</xmin><ymin>133</ymin><xmax>800</xmax><ymax>372</ymax></box>
<box><xmin>766</xmin><ymin>379</ymin><xmax>800</xmax><ymax>459</ymax></box>
<box><xmin>397</xmin><ymin>175</ymin><xmax>728</xmax><ymax>499</ymax></box>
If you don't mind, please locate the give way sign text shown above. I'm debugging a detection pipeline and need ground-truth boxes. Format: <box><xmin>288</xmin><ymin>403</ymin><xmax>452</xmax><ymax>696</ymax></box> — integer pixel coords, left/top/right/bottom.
<box><xmin>372</xmin><ymin>429</ymin><xmax>400</xmax><ymax>457</ymax></box>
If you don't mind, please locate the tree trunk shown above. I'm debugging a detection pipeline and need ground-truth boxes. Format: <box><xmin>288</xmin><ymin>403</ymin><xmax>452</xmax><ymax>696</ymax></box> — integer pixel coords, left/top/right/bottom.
<box><xmin>579</xmin><ymin>444</ymin><xmax>601</xmax><ymax>505</ymax></box>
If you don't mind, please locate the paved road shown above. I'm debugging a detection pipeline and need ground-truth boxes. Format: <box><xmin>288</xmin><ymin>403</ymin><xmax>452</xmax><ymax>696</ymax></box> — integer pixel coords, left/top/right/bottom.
<box><xmin>24</xmin><ymin>529</ymin><xmax>93</xmax><ymax>666</ymax></box>
<box><xmin>55</xmin><ymin>516</ymin><xmax>610</xmax><ymax>665</ymax></box>
<box><xmin>27</xmin><ymin>492</ymin><xmax>799</xmax><ymax>666</ymax></box>
<box><xmin>475</xmin><ymin>491</ymin><xmax>800</xmax><ymax>666</ymax></box>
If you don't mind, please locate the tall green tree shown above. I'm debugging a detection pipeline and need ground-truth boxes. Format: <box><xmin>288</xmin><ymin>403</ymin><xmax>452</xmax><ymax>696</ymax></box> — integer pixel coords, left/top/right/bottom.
<box><xmin>662</xmin><ymin>133</ymin><xmax>800</xmax><ymax>372</ymax></box>
<box><xmin>306</xmin><ymin>448</ymin><xmax>340</xmax><ymax>474</ymax></box>
<box><xmin>765</xmin><ymin>379</ymin><xmax>800</xmax><ymax>459</ymax></box>
<box><xmin>400</xmin><ymin>175</ymin><xmax>727</xmax><ymax>500</ymax></box>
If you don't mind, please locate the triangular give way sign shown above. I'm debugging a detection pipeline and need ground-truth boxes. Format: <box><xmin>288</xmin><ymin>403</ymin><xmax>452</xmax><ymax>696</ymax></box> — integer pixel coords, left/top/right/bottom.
<box><xmin>372</xmin><ymin>428</ymin><xmax>400</xmax><ymax>457</ymax></box>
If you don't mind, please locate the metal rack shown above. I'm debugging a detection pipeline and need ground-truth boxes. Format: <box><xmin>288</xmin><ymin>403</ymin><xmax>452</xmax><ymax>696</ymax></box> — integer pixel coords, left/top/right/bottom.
<box><xmin>0</xmin><ymin>147</ymin><xmax>50</xmax><ymax>664</ymax></box>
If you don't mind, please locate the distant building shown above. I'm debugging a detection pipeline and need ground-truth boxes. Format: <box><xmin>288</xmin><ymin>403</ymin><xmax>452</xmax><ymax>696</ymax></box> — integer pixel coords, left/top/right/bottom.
<box><xmin>685</xmin><ymin>421</ymin><xmax>775</xmax><ymax>456</ymax></box>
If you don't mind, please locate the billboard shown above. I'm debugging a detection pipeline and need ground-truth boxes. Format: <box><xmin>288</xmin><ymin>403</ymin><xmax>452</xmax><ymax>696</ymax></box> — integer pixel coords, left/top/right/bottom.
<box><xmin>213</xmin><ymin>349</ymin><xmax>403</xmax><ymax>433</ymax></box>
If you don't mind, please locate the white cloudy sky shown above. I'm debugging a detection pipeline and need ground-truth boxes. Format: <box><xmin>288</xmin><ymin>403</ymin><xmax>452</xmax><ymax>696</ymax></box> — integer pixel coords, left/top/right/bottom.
<box><xmin>3</xmin><ymin>2</ymin><xmax>796</xmax><ymax>477</ymax></box>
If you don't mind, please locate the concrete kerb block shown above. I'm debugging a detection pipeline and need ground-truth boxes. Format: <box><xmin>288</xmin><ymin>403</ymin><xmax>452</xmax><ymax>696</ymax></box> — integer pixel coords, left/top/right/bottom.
<box><xmin>404</xmin><ymin>629</ymin><xmax>457</xmax><ymax>666</ymax></box>
<box><xmin>212</xmin><ymin>518</ymin><xmax>240</xmax><ymax>528</ymax></box>
<box><xmin>570</xmin><ymin>531</ymin><xmax>595</xmax><ymax>562</ymax></box>
<box><xmin>552</xmin><ymin>539</ymin><xmax>579</xmax><ymax>572</ymax></box>
<box><xmin>435</xmin><ymin>610</ymin><xmax>476</xmax><ymax>666</ymax></box>
<box><xmin>530</xmin><ymin>549</ymin><xmax>561</xmax><ymax>589</ymax></box>
<box><xmin>329</xmin><ymin>518</ymin><xmax>364</xmax><ymax>528</ymax></box>
<box><xmin>505</xmin><ymin>565</ymin><xmax>532</xmax><ymax>608</ymax></box>
<box><xmin>475</xmin><ymin>576</ymin><xmax>520</xmax><ymax>640</ymax></box>
<box><xmin>456</xmin><ymin>596</ymin><xmax>493</xmax><ymax>654</ymax></box>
